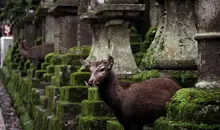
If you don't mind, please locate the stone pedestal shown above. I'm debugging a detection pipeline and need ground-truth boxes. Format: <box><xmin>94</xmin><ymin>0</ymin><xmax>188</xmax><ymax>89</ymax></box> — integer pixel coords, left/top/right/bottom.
<box><xmin>142</xmin><ymin>0</ymin><xmax>197</xmax><ymax>69</ymax></box>
<box><xmin>194</xmin><ymin>0</ymin><xmax>220</xmax><ymax>88</ymax></box>
<box><xmin>106</xmin><ymin>20</ymin><xmax>138</xmax><ymax>74</ymax></box>
<box><xmin>80</xmin><ymin>3</ymin><xmax>144</xmax><ymax>74</ymax></box>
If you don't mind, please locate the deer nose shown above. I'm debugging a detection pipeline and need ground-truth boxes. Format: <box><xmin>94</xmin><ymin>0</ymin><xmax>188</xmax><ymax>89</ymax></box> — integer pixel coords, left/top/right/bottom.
<box><xmin>87</xmin><ymin>80</ymin><xmax>94</xmax><ymax>86</ymax></box>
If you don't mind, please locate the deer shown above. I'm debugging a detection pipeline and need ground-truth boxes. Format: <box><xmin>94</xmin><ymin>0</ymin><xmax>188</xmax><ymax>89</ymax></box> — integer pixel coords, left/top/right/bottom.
<box><xmin>81</xmin><ymin>55</ymin><xmax>181</xmax><ymax>130</ymax></box>
<box><xmin>18</xmin><ymin>39</ymin><xmax>54</xmax><ymax>69</ymax></box>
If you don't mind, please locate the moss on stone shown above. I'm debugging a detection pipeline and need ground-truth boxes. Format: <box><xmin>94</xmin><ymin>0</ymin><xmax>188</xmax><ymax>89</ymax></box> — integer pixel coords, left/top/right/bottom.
<box><xmin>50</xmin><ymin>54</ymin><xmax>64</xmax><ymax>65</ymax></box>
<box><xmin>141</xmin><ymin>51</ymin><xmax>157</xmax><ymax>69</ymax></box>
<box><xmin>46</xmin><ymin>65</ymin><xmax>55</xmax><ymax>74</ymax></box>
<box><xmin>40</xmin><ymin>96</ymin><xmax>48</xmax><ymax>108</ymax></box>
<box><xmin>67</xmin><ymin>46</ymin><xmax>91</xmax><ymax>55</ymax></box>
<box><xmin>166</xmin><ymin>88</ymin><xmax>220</xmax><ymax>125</ymax></box>
<box><xmin>130</xmin><ymin>34</ymin><xmax>141</xmax><ymax>43</ymax></box>
<box><xmin>47</xmin><ymin>115</ymin><xmax>63</xmax><ymax>130</ymax></box>
<box><xmin>154</xmin><ymin>117</ymin><xmax>220</xmax><ymax>130</ymax></box>
<box><xmin>76</xmin><ymin>115</ymin><xmax>114</xmax><ymax>130</ymax></box>
<box><xmin>81</xmin><ymin>100</ymin><xmax>113</xmax><ymax>117</ymax></box>
<box><xmin>24</xmin><ymin>60</ymin><xmax>31</xmax><ymax>70</ymax></box>
<box><xmin>62</xmin><ymin>54</ymin><xmax>88</xmax><ymax>66</ymax></box>
<box><xmin>106</xmin><ymin>121</ymin><xmax>123</xmax><ymax>130</ymax></box>
<box><xmin>41</xmin><ymin>63</ymin><xmax>49</xmax><ymax>70</ymax></box>
<box><xmin>142</xmin><ymin>26</ymin><xmax>157</xmax><ymax>53</ymax></box>
<box><xmin>41</xmin><ymin>73</ymin><xmax>53</xmax><ymax>82</ymax></box>
<box><xmin>70</xmin><ymin>72</ymin><xmax>91</xmax><ymax>86</ymax></box>
<box><xmin>44</xmin><ymin>52</ymin><xmax>62</xmax><ymax>64</ymax></box>
<box><xmin>34</xmin><ymin>70</ymin><xmax>46</xmax><ymax>79</ymax></box>
<box><xmin>88</xmin><ymin>87</ymin><xmax>100</xmax><ymax>100</ymax></box>
<box><xmin>60</xmin><ymin>86</ymin><xmax>88</xmax><ymax>102</ymax></box>
<box><xmin>27</xmin><ymin>69</ymin><xmax>34</xmax><ymax>78</ymax></box>
<box><xmin>54</xmin><ymin>65</ymin><xmax>77</xmax><ymax>87</ymax></box>
<box><xmin>56</xmin><ymin>101</ymin><xmax>81</xmax><ymax>121</ymax></box>
<box><xmin>132</xmin><ymin>70</ymin><xmax>160</xmax><ymax>82</ymax></box>
<box><xmin>45</xmin><ymin>86</ymin><xmax>60</xmax><ymax>113</ymax></box>
<box><xmin>132</xmin><ymin>70</ymin><xmax>197</xmax><ymax>88</ymax></box>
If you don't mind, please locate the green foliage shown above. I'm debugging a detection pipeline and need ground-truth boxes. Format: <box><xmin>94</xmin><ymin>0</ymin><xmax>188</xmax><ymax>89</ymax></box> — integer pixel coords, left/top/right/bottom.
<box><xmin>34</xmin><ymin>37</ymin><xmax>42</xmax><ymax>46</ymax></box>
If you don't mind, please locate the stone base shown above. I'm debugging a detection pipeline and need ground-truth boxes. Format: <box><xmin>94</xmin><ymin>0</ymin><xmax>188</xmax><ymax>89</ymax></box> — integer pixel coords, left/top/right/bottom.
<box><xmin>154</xmin><ymin>88</ymin><xmax>220</xmax><ymax>130</ymax></box>
<box><xmin>195</xmin><ymin>81</ymin><xmax>220</xmax><ymax>89</ymax></box>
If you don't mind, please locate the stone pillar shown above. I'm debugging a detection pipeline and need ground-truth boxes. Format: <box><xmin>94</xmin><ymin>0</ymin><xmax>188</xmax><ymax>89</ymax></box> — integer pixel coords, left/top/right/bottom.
<box><xmin>195</xmin><ymin>0</ymin><xmax>220</xmax><ymax>88</ymax></box>
<box><xmin>25</xmin><ymin>24</ymin><xmax>37</xmax><ymax>47</ymax></box>
<box><xmin>149</xmin><ymin>0</ymin><xmax>160</xmax><ymax>26</ymax></box>
<box><xmin>142</xmin><ymin>0</ymin><xmax>197</xmax><ymax>69</ymax></box>
<box><xmin>106</xmin><ymin>20</ymin><xmax>138</xmax><ymax>74</ymax></box>
<box><xmin>45</xmin><ymin>16</ymin><xmax>55</xmax><ymax>44</ymax></box>
<box><xmin>86</xmin><ymin>23</ymin><xmax>109</xmax><ymax>60</ymax></box>
<box><xmin>58</xmin><ymin>16</ymin><xmax>78</xmax><ymax>53</ymax></box>
<box><xmin>54</xmin><ymin>17</ymin><xmax>61</xmax><ymax>52</ymax></box>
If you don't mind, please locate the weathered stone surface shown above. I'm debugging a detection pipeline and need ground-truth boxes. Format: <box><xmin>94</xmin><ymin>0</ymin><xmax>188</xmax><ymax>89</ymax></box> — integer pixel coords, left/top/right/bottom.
<box><xmin>106</xmin><ymin>20</ymin><xmax>139</xmax><ymax>74</ymax></box>
<box><xmin>142</xmin><ymin>0</ymin><xmax>197</xmax><ymax>69</ymax></box>
<box><xmin>194</xmin><ymin>1</ymin><xmax>220</xmax><ymax>88</ymax></box>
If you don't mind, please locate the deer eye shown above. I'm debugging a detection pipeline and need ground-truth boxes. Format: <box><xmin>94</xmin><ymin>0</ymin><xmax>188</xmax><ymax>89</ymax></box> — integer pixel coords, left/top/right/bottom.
<box><xmin>100</xmin><ymin>68</ymin><xmax>105</xmax><ymax>72</ymax></box>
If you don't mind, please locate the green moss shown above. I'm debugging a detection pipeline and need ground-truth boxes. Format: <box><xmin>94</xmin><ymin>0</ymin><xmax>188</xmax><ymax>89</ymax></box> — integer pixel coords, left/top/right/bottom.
<box><xmin>56</xmin><ymin>101</ymin><xmax>81</xmax><ymax>120</ymax></box>
<box><xmin>142</xmin><ymin>26</ymin><xmax>157</xmax><ymax>52</ymax></box>
<box><xmin>46</xmin><ymin>65</ymin><xmax>55</xmax><ymax>74</ymax></box>
<box><xmin>141</xmin><ymin>51</ymin><xmax>157</xmax><ymax>69</ymax></box>
<box><xmin>24</xmin><ymin>60</ymin><xmax>31</xmax><ymax>70</ymax></box>
<box><xmin>10</xmin><ymin>63</ymin><xmax>19</xmax><ymax>70</ymax></box>
<box><xmin>88</xmin><ymin>87</ymin><xmax>100</xmax><ymax>100</ymax></box>
<box><xmin>169</xmin><ymin>71</ymin><xmax>197</xmax><ymax>88</ymax></box>
<box><xmin>106</xmin><ymin>121</ymin><xmax>123</xmax><ymax>130</ymax></box>
<box><xmin>41</xmin><ymin>73</ymin><xmax>53</xmax><ymax>82</ymax></box>
<box><xmin>47</xmin><ymin>115</ymin><xmax>63</xmax><ymax>130</ymax></box>
<box><xmin>45</xmin><ymin>86</ymin><xmax>60</xmax><ymax>113</ymax></box>
<box><xmin>34</xmin><ymin>70</ymin><xmax>46</xmax><ymax>79</ymax></box>
<box><xmin>40</xmin><ymin>96</ymin><xmax>48</xmax><ymax>108</ymax></box>
<box><xmin>62</xmin><ymin>54</ymin><xmax>88</xmax><ymax>66</ymax></box>
<box><xmin>130</xmin><ymin>33</ymin><xmax>141</xmax><ymax>43</ymax></box>
<box><xmin>81</xmin><ymin>100</ymin><xmax>113</xmax><ymax>117</ymax></box>
<box><xmin>132</xmin><ymin>70</ymin><xmax>160</xmax><ymax>82</ymax></box>
<box><xmin>44</xmin><ymin>52</ymin><xmax>63</xmax><ymax>64</ymax></box>
<box><xmin>35</xmin><ymin>37</ymin><xmax>42</xmax><ymax>46</ymax></box>
<box><xmin>132</xmin><ymin>70</ymin><xmax>197</xmax><ymax>88</ymax></box>
<box><xmin>130</xmin><ymin>26</ymin><xmax>137</xmax><ymax>34</ymax></box>
<box><xmin>50</xmin><ymin>54</ymin><xmax>64</xmax><ymax>65</ymax></box>
<box><xmin>166</xmin><ymin>88</ymin><xmax>220</xmax><ymax>125</ymax></box>
<box><xmin>155</xmin><ymin>117</ymin><xmax>220</xmax><ymax>130</ymax></box>
<box><xmin>41</xmin><ymin>63</ymin><xmax>49</xmax><ymax>70</ymax></box>
<box><xmin>70</xmin><ymin>72</ymin><xmax>91</xmax><ymax>86</ymax></box>
<box><xmin>60</xmin><ymin>86</ymin><xmax>88</xmax><ymax>102</ymax></box>
<box><xmin>67</xmin><ymin>46</ymin><xmax>91</xmax><ymax>55</ymax></box>
<box><xmin>77</xmin><ymin>115</ymin><xmax>115</xmax><ymax>130</ymax></box>
<box><xmin>54</xmin><ymin>65</ymin><xmax>77</xmax><ymax>87</ymax></box>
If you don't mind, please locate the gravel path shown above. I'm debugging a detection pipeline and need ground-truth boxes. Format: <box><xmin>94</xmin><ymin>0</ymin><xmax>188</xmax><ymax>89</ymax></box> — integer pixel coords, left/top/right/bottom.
<box><xmin>0</xmin><ymin>82</ymin><xmax>23</xmax><ymax>130</ymax></box>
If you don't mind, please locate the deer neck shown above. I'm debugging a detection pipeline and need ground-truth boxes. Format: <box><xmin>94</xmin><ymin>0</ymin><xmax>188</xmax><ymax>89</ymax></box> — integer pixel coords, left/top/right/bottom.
<box><xmin>98</xmin><ymin>71</ymin><xmax>124</xmax><ymax>108</ymax></box>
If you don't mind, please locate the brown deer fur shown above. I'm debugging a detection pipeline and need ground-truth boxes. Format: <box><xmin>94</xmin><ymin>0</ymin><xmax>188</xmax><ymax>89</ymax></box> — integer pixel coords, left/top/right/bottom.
<box><xmin>81</xmin><ymin>56</ymin><xmax>181</xmax><ymax>130</ymax></box>
<box><xmin>18</xmin><ymin>40</ymin><xmax>54</xmax><ymax>62</ymax></box>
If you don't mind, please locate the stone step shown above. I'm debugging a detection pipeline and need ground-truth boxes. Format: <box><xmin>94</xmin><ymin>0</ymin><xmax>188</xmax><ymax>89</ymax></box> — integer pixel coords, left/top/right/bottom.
<box><xmin>54</xmin><ymin>65</ymin><xmax>77</xmax><ymax>87</ymax></box>
<box><xmin>46</xmin><ymin>65</ymin><xmax>55</xmax><ymax>74</ymax></box>
<box><xmin>69</xmin><ymin>72</ymin><xmax>90</xmax><ymax>86</ymax></box>
<box><xmin>45</xmin><ymin>85</ymin><xmax>61</xmax><ymax>113</ymax></box>
<box><xmin>88</xmin><ymin>88</ymin><xmax>100</xmax><ymax>100</ymax></box>
<box><xmin>34</xmin><ymin>70</ymin><xmax>46</xmax><ymax>79</ymax></box>
<box><xmin>62</xmin><ymin>54</ymin><xmax>88</xmax><ymax>66</ymax></box>
<box><xmin>56</xmin><ymin>101</ymin><xmax>81</xmax><ymax>121</ymax></box>
<box><xmin>60</xmin><ymin>86</ymin><xmax>88</xmax><ymax>102</ymax></box>
<box><xmin>76</xmin><ymin>115</ymin><xmax>114</xmax><ymax>130</ymax></box>
<box><xmin>155</xmin><ymin>117</ymin><xmax>220</xmax><ymax>130</ymax></box>
<box><xmin>81</xmin><ymin>100</ymin><xmax>113</xmax><ymax>117</ymax></box>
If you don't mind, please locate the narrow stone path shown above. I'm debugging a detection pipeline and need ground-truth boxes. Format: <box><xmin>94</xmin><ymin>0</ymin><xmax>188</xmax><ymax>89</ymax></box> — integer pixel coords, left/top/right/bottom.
<box><xmin>0</xmin><ymin>82</ymin><xmax>23</xmax><ymax>130</ymax></box>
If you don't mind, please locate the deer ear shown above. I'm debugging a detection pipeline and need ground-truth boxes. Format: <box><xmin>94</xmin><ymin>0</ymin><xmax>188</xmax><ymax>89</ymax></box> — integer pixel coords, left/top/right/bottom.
<box><xmin>80</xmin><ymin>59</ymin><xmax>91</xmax><ymax>69</ymax></box>
<box><xmin>107</xmin><ymin>55</ymin><xmax>114</xmax><ymax>69</ymax></box>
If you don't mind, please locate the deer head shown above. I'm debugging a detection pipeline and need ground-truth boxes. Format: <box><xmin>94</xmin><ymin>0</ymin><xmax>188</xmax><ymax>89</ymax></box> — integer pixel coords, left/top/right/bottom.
<box><xmin>81</xmin><ymin>55</ymin><xmax>114</xmax><ymax>86</ymax></box>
